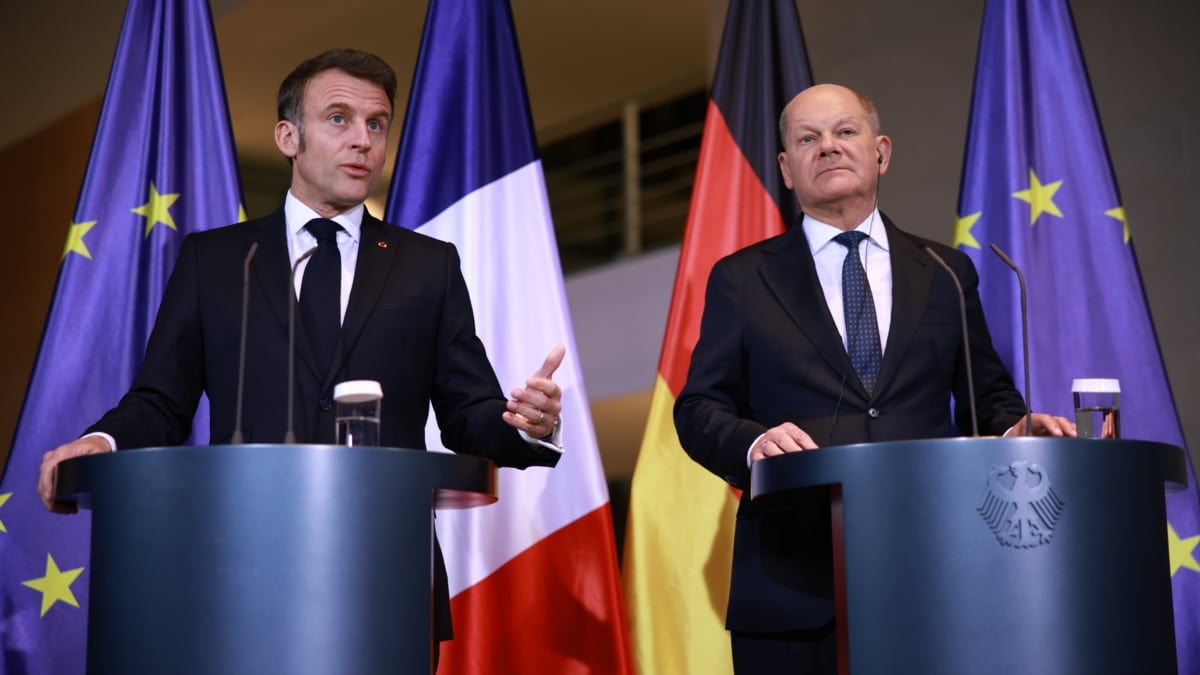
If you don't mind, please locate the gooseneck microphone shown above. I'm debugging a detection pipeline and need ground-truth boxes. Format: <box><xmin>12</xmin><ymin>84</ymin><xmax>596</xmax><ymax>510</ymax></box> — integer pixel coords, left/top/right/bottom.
<box><xmin>231</xmin><ymin>242</ymin><xmax>259</xmax><ymax>444</ymax></box>
<box><xmin>924</xmin><ymin>247</ymin><xmax>979</xmax><ymax>437</ymax></box>
<box><xmin>989</xmin><ymin>243</ymin><xmax>1033</xmax><ymax>436</ymax></box>
<box><xmin>285</xmin><ymin>246</ymin><xmax>318</xmax><ymax>444</ymax></box>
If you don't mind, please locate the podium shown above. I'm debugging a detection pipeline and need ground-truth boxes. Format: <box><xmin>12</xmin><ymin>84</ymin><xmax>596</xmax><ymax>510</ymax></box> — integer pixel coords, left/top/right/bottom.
<box><xmin>56</xmin><ymin>444</ymin><xmax>496</xmax><ymax>675</ymax></box>
<box><xmin>751</xmin><ymin>437</ymin><xmax>1189</xmax><ymax>675</ymax></box>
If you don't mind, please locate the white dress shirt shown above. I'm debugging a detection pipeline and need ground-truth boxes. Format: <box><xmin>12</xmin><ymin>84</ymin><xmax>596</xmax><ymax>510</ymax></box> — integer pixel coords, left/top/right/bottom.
<box><xmin>801</xmin><ymin>209</ymin><xmax>892</xmax><ymax>353</ymax></box>
<box><xmin>285</xmin><ymin>191</ymin><xmax>362</xmax><ymax>323</ymax></box>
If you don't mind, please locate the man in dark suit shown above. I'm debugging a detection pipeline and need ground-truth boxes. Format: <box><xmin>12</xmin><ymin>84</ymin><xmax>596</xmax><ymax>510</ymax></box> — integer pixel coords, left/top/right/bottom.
<box><xmin>37</xmin><ymin>49</ymin><xmax>563</xmax><ymax>648</ymax></box>
<box><xmin>673</xmin><ymin>84</ymin><xmax>1075</xmax><ymax>674</ymax></box>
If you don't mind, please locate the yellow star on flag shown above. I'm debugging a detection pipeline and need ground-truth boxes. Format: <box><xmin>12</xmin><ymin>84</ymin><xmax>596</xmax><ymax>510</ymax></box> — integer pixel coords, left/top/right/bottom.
<box><xmin>62</xmin><ymin>221</ymin><xmax>97</xmax><ymax>260</ymax></box>
<box><xmin>238</xmin><ymin>203</ymin><xmax>248</xmax><ymax>223</ymax></box>
<box><xmin>1168</xmin><ymin>523</ymin><xmax>1200</xmax><ymax>577</ymax></box>
<box><xmin>954</xmin><ymin>212</ymin><xmax>982</xmax><ymax>250</ymax></box>
<box><xmin>22</xmin><ymin>554</ymin><xmax>86</xmax><ymax>617</ymax></box>
<box><xmin>1012</xmin><ymin>169</ymin><xmax>1064</xmax><ymax>225</ymax></box>
<box><xmin>0</xmin><ymin>492</ymin><xmax>11</xmax><ymax>533</ymax></box>
<box><xmin>132</xmin><ymin>182</ymin><xmax>181</xmax><ymax>237</ymax></box>
<box><xmin>1105</xmin><ymin>206</ymin><xmax>1131</xmax><ymax>244</ymax></box>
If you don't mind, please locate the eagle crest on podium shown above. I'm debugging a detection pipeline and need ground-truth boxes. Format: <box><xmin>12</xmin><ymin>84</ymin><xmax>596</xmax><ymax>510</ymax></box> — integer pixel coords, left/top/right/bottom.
<box><xmin>977</xmin><ymin>461</ymin><xmax>1065</xmax><ymax>548</ymax></box>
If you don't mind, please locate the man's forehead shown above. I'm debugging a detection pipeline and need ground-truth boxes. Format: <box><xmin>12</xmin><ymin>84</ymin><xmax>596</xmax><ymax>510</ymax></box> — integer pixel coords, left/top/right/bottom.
<box><xmin>304</xmin><ymin>73</ymin><xmax>391</xmax><ymax>112</ymax></box>
<box><xmin>789</xmin><ymin>110</ymin><xmax>870</xmax><ymax>129</ymax></box>
<box><xmin>788</xmin><ymin>85</ymin><xmax>869</xmax><ymax>116</ymax></box>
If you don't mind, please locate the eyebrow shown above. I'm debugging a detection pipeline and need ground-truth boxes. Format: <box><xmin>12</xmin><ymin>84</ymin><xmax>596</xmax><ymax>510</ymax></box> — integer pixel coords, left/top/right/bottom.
<box><xmin>320</xmin><ymin>102</ymin><xmax>392</xmax><ymax>122</ymax></box>
<box><xmin>794</xmin><ymin>116</ymin><xmax>866</xmax><ymax>133</ymax></box>
<box><xmin>319</xmin><ymin>102</ymin><xmax>351</xmax><ymax>117</ymax></box>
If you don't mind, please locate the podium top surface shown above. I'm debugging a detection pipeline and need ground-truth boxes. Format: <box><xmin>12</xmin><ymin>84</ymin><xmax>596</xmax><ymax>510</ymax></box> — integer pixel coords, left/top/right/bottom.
<box><xmin>750</xmin><ymin>436</ymin><xmax>1190</xmax><ymax>502</ymax></box>
<box><xmin>56</xmin><ymin>443</ymin><xmax>497</xmax><ymax>510</ymax></box>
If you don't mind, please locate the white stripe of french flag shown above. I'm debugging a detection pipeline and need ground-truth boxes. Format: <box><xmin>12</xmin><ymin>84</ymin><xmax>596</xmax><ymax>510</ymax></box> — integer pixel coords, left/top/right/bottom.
<box><xmin>419</xmin><ymin>162</ymin><xmax>608</xmax><ymax>593</ymax></box>
<box><xmin>386</xmin><ymin>0</ymin><xmax>632</xmax><ymax>670</ymax></box>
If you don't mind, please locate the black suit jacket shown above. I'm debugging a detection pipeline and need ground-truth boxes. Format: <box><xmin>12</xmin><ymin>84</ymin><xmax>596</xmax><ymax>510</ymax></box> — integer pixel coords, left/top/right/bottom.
<box><xmin>89</xmin><ymin>209</ymin><xmax>560</xmax><ymax>638</ymax></box>
<box><xmin>674</xmin><ymin>215</ymin><xmax>1024</xmax><ymax>632</ymax></box>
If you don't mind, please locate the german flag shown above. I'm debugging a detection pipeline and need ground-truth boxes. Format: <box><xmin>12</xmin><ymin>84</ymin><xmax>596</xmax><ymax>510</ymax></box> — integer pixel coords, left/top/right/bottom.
<box><xmin>622</xmin><ymin>1</ymin><xmax>813</xmax><ymax>672</ymax></box>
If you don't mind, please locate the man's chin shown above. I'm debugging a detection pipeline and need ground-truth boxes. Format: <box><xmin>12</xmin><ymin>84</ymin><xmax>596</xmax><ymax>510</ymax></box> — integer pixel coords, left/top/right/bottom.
<box><xmin>334</xmin><ymin>186</ymin><xmax>375</xmax><ymax>209</ymax></box>
<box><xmin>825</xmin><ymin>171</ymin><xmax>875</xmax><ymax>190</ymax></box>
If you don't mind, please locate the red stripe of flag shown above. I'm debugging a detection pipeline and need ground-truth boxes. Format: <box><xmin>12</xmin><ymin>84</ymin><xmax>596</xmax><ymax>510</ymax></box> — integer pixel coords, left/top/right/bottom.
<box><xmin>659</xmin><ymin>100</ymin><xmax>789</xmax><ymax>396</ymax></box>
<box><xmin>441</xmin><ymin>506</ymin><xmax>630</xmax><ymax>674</ymax></box>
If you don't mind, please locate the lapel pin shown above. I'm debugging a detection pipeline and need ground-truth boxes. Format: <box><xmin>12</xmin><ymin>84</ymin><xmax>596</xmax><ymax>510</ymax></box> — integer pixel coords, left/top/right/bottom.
<box><xmin>377</xmin><ymin>241</ymin><xmax>388</xmax><ymax>248</ymax></box>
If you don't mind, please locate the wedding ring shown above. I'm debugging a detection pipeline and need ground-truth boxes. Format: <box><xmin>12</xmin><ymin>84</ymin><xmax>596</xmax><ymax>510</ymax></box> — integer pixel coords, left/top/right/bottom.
<box><xmin>536</xmin><ymin>412</ymin><xmax>545</xmax><ymax>424</ymax></box>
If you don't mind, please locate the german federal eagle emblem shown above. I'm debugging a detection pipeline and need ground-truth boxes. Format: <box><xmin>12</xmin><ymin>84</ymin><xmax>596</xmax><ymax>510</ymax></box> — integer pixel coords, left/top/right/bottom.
<box><xmin>977</xmin><ymin>461</ymin><xmax>1065</xmax><ymax>548</ymax></box>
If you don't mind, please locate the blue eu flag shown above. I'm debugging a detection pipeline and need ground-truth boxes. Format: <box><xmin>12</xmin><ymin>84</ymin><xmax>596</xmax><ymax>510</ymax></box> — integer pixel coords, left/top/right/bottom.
<box><xmin>955</xmin><ymin>0</ymin><xmax>1200</xmax><ymax>670</ymax></box>
<box><xmin>0</xmin><ymin>0</ymin><xmax>242</xmax><ymax>672</ymax></box>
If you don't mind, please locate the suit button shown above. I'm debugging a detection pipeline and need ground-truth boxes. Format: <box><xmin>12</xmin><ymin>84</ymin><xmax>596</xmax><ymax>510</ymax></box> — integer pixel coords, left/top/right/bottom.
<box><xmin>867</xmin><ymin>407</ymin><xmax>880</xmax><ymax>419</ymax></box>
<box><xmin>320</xmin><ymin>397</ymin><xmax>334</xmax><ymax>410</ymax></box>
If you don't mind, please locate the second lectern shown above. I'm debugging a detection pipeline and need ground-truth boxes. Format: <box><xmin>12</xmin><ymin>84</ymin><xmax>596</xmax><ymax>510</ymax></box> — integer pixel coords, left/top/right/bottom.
<box><xmin>57</xmin><ymin>444</ymin><xmax>496</xmax><ymax>675</ymax></box>
<box><xmin>751</xmin><ymin>437</ymin><xmax>1188</xmax><ymax>675</ymax></box>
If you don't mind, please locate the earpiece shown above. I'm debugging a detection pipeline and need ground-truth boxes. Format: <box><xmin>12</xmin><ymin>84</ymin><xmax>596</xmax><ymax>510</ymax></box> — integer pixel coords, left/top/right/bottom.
<box><xmin>877</xmin><ymin>154</ymin><xmax>883</xmax><ymax>165</ymax></box>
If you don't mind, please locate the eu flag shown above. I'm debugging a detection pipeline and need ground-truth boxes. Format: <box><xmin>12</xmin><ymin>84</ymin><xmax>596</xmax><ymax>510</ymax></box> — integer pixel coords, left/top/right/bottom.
<box><xmin>955</xmin><ymin>0</ymin><xmax>1200</xmax><ymax>670</ymax></box>
<box><xmin>0</xmin><ymin>0</ymin><xmax>242</xmax><ymax>671</ymax></box>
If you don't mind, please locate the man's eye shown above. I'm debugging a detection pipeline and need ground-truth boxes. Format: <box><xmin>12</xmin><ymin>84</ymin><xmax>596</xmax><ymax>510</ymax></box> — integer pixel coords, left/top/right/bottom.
<box><xmin>368</xmin><ymin>120</ymin><xmax>383</xmax><ymax>132</ymax></box>
<box><xmin>331</xmin><ymin>114</ymin><xmax>345</xmax><ymax>124</ymax></box>
<box><xmin>839</xmin><ymin>129</ymin><xmax>856</xmax><ymax>136</ymax></box>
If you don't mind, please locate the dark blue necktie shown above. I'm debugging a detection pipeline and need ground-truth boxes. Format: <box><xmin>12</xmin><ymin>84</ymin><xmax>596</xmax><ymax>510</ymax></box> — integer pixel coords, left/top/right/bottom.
<box><xmin>835</xmin><ymin>231</ymin><xmax>882</xmax><ymax>395</ymax></box>
<box><xmin>300</xmin><ymin>218</ymin><xmax>343</xmax><ymax>374</ymax></box>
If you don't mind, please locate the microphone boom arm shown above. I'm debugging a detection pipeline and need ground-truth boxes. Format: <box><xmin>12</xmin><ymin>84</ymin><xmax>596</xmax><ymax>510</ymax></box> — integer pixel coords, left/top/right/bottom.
<box><xmin>231</xmin><ymin>243</ymin><xmax>259</xmax><ymax>445</ymax></box>
<box><xmin>989</xmin><ymin>243</ymin><xmax>1033</xmax><ymax>436</ymax></box>
<box><xmin>286</xmin><ymin>247</ymin><xmax>318</xmax><ymax>444</ymax></box>
<box><xmin>925</xmin><ymin>247</ymin><xmax>979</xmax><ymax>437</ymax></box>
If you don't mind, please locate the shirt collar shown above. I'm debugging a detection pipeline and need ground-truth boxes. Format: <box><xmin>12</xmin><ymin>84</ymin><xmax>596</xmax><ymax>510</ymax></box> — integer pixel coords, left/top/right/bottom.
<box><xmin>284</xmin><ymin>191</ymin><xmax>364</xmax><ymax>243</ymax></box>
<box><xmin>803</xmin><ymin>209</ymin><xmax>890</xmax><ymax>256</ymax></box>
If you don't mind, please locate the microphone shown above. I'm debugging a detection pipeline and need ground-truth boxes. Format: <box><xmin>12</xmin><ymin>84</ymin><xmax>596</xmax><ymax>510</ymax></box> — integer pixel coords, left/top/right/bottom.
<box><xmin>924</xmin><ymin>247</ymin><xmax>979</xmax><ymax>437</ymax></box>
<box><xmin>285</xmin><ymin>246</ymin><xmax>318</xmax><ymax>444</ymax></box>
<box><xmin>231</xmin><ymin>242</ymin><xmax>259</xmax><ymax>444</ymax></box>
<box><xmin>989</xmin><ymin>244</ymin><xmax>1033</xmax><ymax>436</ymax></box>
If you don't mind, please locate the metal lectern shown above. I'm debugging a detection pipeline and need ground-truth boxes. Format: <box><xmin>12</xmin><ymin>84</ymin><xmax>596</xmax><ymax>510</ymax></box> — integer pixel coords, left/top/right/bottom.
<box><xmin>57</xmin><ymin>444</ymin><xmax>495</xmax><ymax>675</ymax></box>
<box><xmin>751</xmin><ymin>437</ymin><xmax>1189</xmax><ymax>675</ymax></box>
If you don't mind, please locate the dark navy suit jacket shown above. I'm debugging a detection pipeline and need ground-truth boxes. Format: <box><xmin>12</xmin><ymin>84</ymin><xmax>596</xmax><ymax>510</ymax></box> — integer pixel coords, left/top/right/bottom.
<box><xmin>89</xmin><ymin>208</ymin><xmax>560</xmax><ymax>638</ymax></box>
<box><xmin>674</xmin><ymin>215</ymin><xmax>1024</xmax><ymax>632</ymax></box>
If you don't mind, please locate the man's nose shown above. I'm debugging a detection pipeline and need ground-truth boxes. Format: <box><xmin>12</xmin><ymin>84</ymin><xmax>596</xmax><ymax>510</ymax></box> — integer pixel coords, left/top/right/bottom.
<box><xmin>350</xmin><ymin>122</ymin><xmax>373</xmax><ymax>149</ymax></box>
<box><xmin>818</xmin><ymin>133</ymin><xmax>840</xmax><ymax>154</ymax></box>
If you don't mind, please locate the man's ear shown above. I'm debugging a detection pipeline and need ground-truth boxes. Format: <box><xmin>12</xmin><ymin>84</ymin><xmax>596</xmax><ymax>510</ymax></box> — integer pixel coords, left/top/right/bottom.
<box><xmin>778</xmin><ymin>151</ymin><xmax>794</xmax><ymax>190</ymax></box>
<box><xmin>875</xmin><ymin>135</ymin><xmax>893</xmax><ymax>173</ymax></box>
<box><xmin>275</xmin><ymin>120</ymin><xmax>300</xmax><ymax>159</ymax></box>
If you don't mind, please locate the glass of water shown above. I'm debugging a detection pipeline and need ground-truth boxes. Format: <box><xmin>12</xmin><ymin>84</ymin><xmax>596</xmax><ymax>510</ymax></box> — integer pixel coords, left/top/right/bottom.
<box><xmin>333</xmin><ymin>380</ymin><xmax>382</xmax><ymax>446</ymax></box>
<box><xmin>1072</xmin><ymin>378</ymin><xmax>1120</xmax><ymax>439</ymax></box>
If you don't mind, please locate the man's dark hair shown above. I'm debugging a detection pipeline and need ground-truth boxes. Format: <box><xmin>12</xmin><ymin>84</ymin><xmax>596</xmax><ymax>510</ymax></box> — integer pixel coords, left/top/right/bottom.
<box><xmin>277</xmin><ymin>48</ymin><xmax>397</xmax><ymax>128</ymax></box>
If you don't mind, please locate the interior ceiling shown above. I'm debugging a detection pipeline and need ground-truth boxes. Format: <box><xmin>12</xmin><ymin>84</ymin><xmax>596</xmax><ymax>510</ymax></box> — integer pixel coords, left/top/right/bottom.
<box><xmin>1</xmin><ymin>0</ymin><xmax>713</xmax><ymax>164</ymax></box>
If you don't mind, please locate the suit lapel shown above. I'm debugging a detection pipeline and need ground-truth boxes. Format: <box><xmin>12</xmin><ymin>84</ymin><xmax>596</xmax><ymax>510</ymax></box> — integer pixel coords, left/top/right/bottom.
<box><xmin>875</xmin><ymin>215</ymin><xmax>934</xmax><ymax>398</ymax></box>
<box><xmin>326</xmin><ymin>213</ymin><xmax>400</xmax><ymax>390</ymax></box>
<box><xmin>250</xmin><ymin>209</ymin><xmax>323</xmax><ymax>382</ymax></box>
<box><xmin>758</xmin><ymin>225</ymin><xmax>858</xmax><ymax>388</ymax></box>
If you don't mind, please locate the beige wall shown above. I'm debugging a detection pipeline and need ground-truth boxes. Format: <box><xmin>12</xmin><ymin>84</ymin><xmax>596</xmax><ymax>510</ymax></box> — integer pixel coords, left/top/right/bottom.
<box><xmin>0</xmin><ymin>102</ymin><xmax>100</xmax><ymax>470</ymax></box>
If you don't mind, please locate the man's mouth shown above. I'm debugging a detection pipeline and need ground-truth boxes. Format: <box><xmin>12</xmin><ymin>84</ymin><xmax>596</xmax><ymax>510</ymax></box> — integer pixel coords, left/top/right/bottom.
<box><xmin>342</xmin><ymin>163</ymin><xmax>371</xmax><ymax>178</ymax></box>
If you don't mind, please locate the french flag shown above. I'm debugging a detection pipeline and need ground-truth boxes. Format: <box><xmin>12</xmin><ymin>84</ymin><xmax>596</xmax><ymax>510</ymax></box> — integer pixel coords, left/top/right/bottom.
<box><xmin>385</xmin><ymin>0</ymin><xmax>632</xmax><ymax>672</ymax></box>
